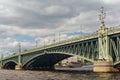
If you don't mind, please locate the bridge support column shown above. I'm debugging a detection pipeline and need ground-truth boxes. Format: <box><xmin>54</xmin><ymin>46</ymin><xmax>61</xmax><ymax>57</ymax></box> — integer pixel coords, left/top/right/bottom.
<box><xmin>15</xmin><ymin>65</ymin><xmax>22</xmax><ymax>70</ymax></box>
<box><xmin>93</xmin><ymin>61</ymin><xmax>114</xmax><ymax>72</ymax></box>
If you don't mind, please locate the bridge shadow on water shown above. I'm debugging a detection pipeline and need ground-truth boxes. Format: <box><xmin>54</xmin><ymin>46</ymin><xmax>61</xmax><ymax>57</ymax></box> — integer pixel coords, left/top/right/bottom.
<box><xmin>27</xmin><ymin>64</ymin><xmax>94</xmax><ymax>74</ymax></box>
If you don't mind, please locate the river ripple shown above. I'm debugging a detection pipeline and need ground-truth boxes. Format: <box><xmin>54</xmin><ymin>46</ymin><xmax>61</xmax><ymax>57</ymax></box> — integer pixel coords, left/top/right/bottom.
<box><xmin>0</xmin><ymin>69</ymin><xmax>119</xmax><ymax>80</ymax></box>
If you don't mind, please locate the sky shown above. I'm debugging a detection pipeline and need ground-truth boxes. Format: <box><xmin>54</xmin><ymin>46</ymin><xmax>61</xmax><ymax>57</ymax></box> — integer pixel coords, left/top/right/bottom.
<box><xmin>0</xmin><ymin>0</ymin><xmax>120</xmax><ymax>56</ymax></box>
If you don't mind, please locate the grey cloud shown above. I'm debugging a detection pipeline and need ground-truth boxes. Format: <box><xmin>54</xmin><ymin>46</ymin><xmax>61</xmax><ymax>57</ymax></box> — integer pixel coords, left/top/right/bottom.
<box><xmin>0</xmin><ymin>1</ymin><xmax>75</xmax><ymax>29</ymax></box>
<box><xmin>0</xmin><ymin>0</ymin><xmax>104</xmax><ymax>29</ymax></box>
<box><xmin>0</xmin><ymin>0</ymin><xmax>120</xmax><ymax>34</ymax></box>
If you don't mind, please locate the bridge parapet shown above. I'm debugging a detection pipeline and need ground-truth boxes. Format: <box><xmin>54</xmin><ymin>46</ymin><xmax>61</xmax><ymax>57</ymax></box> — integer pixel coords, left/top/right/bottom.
<box><xmin>108</xmin><ymin>26</ymin><xmax>120</xmax><ymax>35</ymax></box>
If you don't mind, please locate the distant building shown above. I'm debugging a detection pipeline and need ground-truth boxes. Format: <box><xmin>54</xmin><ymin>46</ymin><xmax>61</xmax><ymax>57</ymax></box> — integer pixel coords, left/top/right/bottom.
<box><xmin>56</xmin><ymin>56</ymin><xmax>81</xmax><ymax>66</ymax></box>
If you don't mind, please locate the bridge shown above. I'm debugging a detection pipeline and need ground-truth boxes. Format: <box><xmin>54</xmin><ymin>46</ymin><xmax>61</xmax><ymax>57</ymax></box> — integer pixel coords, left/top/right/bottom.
<box><xmin>0</xmin><ymin>7</ymin><xmax>120</xmax><ymax>72</ymax></box>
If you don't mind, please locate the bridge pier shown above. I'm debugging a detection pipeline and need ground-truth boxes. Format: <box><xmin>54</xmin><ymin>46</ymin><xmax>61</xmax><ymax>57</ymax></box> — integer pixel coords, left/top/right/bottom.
<box><xmin>93</xmin><ymin>61</ymin><xmax>114</xmax><ymax>72</ymax></box>
<box><xmin>15</xmin><ymin>65</ymin><xmax>23</xmax><ymax>70</ymax></box>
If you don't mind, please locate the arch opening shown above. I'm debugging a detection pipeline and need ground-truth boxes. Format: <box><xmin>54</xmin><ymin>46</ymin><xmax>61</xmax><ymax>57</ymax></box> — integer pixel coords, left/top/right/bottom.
<box><xmin>23</xmin><ymin>53</ymin><xmax>72</xmax><ymax>70</ymax></box>
<box><xmin>3</xmin><ymin>61</ymin><xmax>17</xmax><ymax>70</ymax></box>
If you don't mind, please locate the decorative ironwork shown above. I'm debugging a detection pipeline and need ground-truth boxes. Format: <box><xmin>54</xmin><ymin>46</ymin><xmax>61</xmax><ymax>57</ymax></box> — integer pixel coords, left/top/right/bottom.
<box><xmin>99</xmin><ymin>6</ymin><xmax>106</xmax><ymax>27</ymax></box>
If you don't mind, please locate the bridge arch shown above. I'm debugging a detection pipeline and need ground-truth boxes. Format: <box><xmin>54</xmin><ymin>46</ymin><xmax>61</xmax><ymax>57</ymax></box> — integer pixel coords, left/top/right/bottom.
<box><xmin>3</xmin><ymin>60</ymin><xmax>17</xmax><ymax>69</ymax></box>
<box><xmin>114</xmin><ymin>61</ymin><xmax>120</xmax><ymax>68</ymax></box>
<box><xmin>23</xmin><ymin>52</ymin><xmax>73</xmax><ymax>70</ymax></box>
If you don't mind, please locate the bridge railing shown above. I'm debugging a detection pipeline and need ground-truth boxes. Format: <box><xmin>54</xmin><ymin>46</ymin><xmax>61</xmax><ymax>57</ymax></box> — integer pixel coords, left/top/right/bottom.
<box><xmin>33</xmin><ymin>26</ymin><xmax>120</xmax><ymax>50</ymax></box>
<box><xmin>43</xmin><ymin>31</ymin><xmax>98</xmax><ymax>49</ymax></box>
<box><xmin>107</xmin><ymin>26</ymin><xmax>120</xmax><ymax>34</ymax></box>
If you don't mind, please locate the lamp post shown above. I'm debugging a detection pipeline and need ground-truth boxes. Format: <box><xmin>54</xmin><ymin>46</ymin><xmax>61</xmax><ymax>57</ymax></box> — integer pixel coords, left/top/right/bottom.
<box><xmin>36</xmin><ymin>40</ymin><xmax>38</xmax><ymax>48</ymax></box>
<box><xmin>17</xmin><ymin>42</ymin><xmax>22</xmax><ymax>69</ymax></box>
<box><xmin>1</xmin><ymin>53</ymin><xmax>3</xmax><ymax>59</ymax></box>
<box><xmin>0</xmin><ymin>53</ymin><xmax>3</xmax><ymax>69</ymax></box>
<box><xmin>15</xmin><ymin>42</ymin><xmax>22</xmax><ymax>70</ymax></box>
<box><xmin>53</xmin><ymin>33</ymin><xmax>55</xmax><ymax>43</ymax></box>
<box><xmin>18</xmin><ymin>43</ymin><xmax>21</xmax><ymax>53</ymax></box>
<box><xmin>59</xmin><ymin>32</ymin><xmax>60</xmax><ymax>43</ymax></box>
<box><xmin>44</xmin><ymin>40</ymin><xmax>45</xmax><ymax>48</ymax></box>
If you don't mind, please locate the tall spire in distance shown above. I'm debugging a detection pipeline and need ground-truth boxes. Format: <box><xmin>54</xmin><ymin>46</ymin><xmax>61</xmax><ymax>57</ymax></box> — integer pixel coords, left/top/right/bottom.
<box><xmin>99</xmin><ymin>6</ymin><xmax>106</xmax><ymax>29</ymax></box>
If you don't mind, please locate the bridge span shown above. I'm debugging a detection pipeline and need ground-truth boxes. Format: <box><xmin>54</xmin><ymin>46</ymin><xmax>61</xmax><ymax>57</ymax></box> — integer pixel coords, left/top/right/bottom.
<box><xmin>1</xmin><ymin>7</ymin><xmax>120</xmax><ymax>72</ymax></box>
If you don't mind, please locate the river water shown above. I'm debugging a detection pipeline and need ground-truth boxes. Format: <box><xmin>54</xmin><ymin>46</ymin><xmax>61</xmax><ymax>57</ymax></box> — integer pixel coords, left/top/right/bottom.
<box><xmin>0</xmin><ymin>69</ymin><xmax>119</xmax><ymax>80</ymax></box>
<box><xmin>0</xmin><ymin>66</ymin><xmax>120</xmax><ymax>80</ymax></box>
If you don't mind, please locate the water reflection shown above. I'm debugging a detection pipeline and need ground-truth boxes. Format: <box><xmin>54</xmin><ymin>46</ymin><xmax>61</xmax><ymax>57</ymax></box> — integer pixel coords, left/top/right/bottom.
<box><xmin>0</xmin><ymin>68</ymin><xmax>120</xmax><ymax>80</ymax></box>
<box><xmin>53</xmin><ymin>66</ymin><xmax>120</xmax><ymax>80</ymax></box>
<box><xmin>66</xmin><ymin>72</ymin><xmax>120</xmax><ymax>80</ymax></box>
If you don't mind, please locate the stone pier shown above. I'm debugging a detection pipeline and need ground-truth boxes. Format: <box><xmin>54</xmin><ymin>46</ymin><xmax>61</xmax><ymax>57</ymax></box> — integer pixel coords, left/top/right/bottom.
<box><xmin>93</xmin><ymin>61</ymin><xmax>114</xmax><ymax>72</ymax></box>
<box><xmin>15</xmin><ymin>65</ymin><xmax>22</xmax><ymax>70</ymax></box>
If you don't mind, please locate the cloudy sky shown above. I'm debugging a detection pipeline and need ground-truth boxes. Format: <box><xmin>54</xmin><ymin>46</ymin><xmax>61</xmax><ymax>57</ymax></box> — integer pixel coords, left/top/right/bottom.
<box><xmin>0</xmin><ymin>0</ymin><xmax>120</xmax><ymax>56</ymax></box>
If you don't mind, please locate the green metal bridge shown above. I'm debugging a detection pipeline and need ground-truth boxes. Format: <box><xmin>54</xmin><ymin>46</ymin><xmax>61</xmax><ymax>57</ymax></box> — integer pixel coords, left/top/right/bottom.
<box><xmin>1</xmin><ymin>7</ymin><xmax>120</xmax><ymax>72</ymax></box>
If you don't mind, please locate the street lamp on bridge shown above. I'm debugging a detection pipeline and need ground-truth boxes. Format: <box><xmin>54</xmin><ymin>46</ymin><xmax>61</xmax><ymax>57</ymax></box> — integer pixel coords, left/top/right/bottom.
<box><xmin>18</xmin><ymin>42</ymin><xmax>21</xmax><ymax>53</ymax></box>
<box><xmin>1</xmin><ymin>53</ymin><xmax>3</xmax><ymax>59</ymax></box>
<box><xmin>18</xmin><ymin>42</ymin><xmax>22</xmax><ymax>68</ymax></box>
<box><xmin>36</xmin><ymin>40</ymin><xmax>38</xmax><ymax>48</ymax></box>
<box><xmin>99</xmin><ymin>6</ymin><xmax>106</xmax><ymax>28</ymax></box>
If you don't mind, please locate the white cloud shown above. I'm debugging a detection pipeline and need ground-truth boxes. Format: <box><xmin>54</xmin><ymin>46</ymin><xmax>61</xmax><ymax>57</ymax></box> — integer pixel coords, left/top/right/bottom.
<box><xmin>58</xmin><ymin>11</ymin><xmax>99</xmax><ymax>33</ymax></box>
<box><xmin>0</xmin><ymin>4</ymin><xmax>18</xmax><ymax>17</ymax></box>
<box><xmin>103</xmin><ymin>0</ymin><xmax>120</xmax><ymax>4</ymax></box>
<box><xmin>0</xmin><ymin>25</ymin><xmax>56</xmax><ymax>37</ymax></box>
<box><xmin>44</xmin><ymin>5</ymin><xmax>70</xmax><ymax>15</ymax></box>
